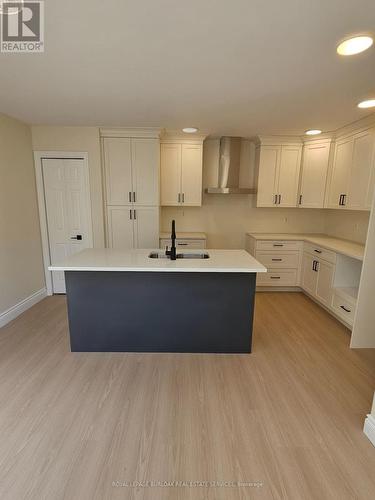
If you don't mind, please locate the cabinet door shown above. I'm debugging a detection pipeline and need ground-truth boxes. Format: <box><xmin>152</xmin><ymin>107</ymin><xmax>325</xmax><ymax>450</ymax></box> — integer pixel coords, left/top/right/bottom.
<box><xmin>132</xmin><ymin>139</ymin><xmax>159</xmax><ymax>206</ymax></box>
<box><xmin>315</xmin><ymin>260</ymin><xmax>334</xmax><ymax>306</ymax></box>
<box><xmin>256</xmin><ymin>146</ymin><xmax>279</xmax><ymax>207</ymax></box>
<box><xmin>301</xmin><ymin>252</ymin><xmax>317</xmax><ymax>296</ymax></box>
<box><xmin>160</xmin><ymin>144</ymin><xmax>182</xmax><ymax>206</ymax></box>
<box><xmin>299</xmin><ymin>142</ymin><xmax>330</xmax><ymax>208</ymax></box>
<box><xmin>103</xmin><ymin>138</ymin><xmax>133</xmax><ymax>205</ymax></box>
<box><xmin>277</xmin><ymin>146</ymin><xmax>302</xmax><ymax>207</ymax></box>
<box><xmin>107</xmin><ymin>207</ymin><xmax>134</xmax><ymax>249</ymax></box>
<box><xmin>347</xmin><ymin>130</ymin><xmax>375</xmax><ymax>210</ymax></box>
<box><xmin>326</xmin><ymin>137</ymin><xmax>353</xmax><ymax>208</ymax></box>
<box><xmin>181</xmin><ymin>144</ymin><xmax>203</xmax><ymax>206</ymax></box>
<box><xmin>133</xmin><ymin>207</ymin><xmax>159</xmax><ymax>249</ymax></box>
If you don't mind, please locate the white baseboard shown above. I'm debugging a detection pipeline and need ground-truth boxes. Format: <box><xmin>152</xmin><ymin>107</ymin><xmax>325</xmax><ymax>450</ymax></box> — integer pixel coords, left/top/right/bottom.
<box><xmin>0</xmin><ymin>288</ymin><xmax>47</xmax><ymax>328</ymax></box>
<box><xmin>364</xmin><ymin>415</ymin><xmax>375</xmax><ymax>447</ymax></box>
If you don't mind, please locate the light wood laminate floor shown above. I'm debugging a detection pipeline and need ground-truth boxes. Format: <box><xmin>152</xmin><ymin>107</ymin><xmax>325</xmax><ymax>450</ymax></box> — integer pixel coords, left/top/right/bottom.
<box><xmin>0</xmin><ymin>292</ymin><xmax>374</xmax><ymax>500</ymax></box>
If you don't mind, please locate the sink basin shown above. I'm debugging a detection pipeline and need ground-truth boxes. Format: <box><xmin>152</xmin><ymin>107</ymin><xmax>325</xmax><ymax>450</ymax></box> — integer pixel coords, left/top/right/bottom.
<box><xmin>149</xmin><ymin>252</ymin><xmax>210</xmax><ymax>260</ymax></box>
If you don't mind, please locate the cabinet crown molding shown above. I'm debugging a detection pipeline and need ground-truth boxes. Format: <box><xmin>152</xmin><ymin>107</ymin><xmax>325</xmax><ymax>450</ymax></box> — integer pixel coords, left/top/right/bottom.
<box><xmin>256</xmin><ymin>135</ymin><xmax>303</xmax><ymax>146</ymax></box>
<box><xmin>160</xmin><ymin>129</ymin><xmax>207</xmax><ymax>144</ymax></box>
<box><xmin>100</xmin><ymin>128</ymin><xmax>162</xmax><ymax>138</ymax></box>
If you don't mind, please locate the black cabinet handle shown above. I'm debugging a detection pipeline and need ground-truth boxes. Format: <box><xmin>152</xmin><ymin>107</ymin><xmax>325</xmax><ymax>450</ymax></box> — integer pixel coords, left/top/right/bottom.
<box><xmin>133</xmin><ymin>209</ymin><xmax>136</xmax><ymax>220</ymax></box>
<box><xmin>273</xmin><ymin>244</ymin><xmax>284</xmax><ymax>247</ymax></box>
<box><xmin>70</xmin><ymin>235</ymin><xmax>82</xmax><ymax>240</ymax></box>
<box><xmin>342</xmin><ymin>194</ymin><xmax>346</xmax><ymax>206</ymax></box>
<box><xmin>340</xmin><ymin>305</ymin><xmax>351</xmax><ymax>313</ymax></box>
<box><xmin>129</xmin><ymin>191</ymin><xmax>132</xmax><ymax>203</ymax></box>
<box><xmin>299</xmin><ymin>194</ymin><xmax>302</xmax><ymax>205</ymax></box>
<box><xmin>133</xmin><ymin>191</ymin><xmax>136</xmax><ymax>203</ymax></box>
<box><xmin>314</xmin><ymin>249</ymin><xmax>322</xmax><ymax>254</ymax></box>
<box><xmin>270</xmin><ymin>276</ymin><xmax>281</xmax><ymax>279</ymax></box>
<box><xmin>272</xmin><ymin>258</ymin><xmax>282</xmax><ymax>261</ymax></box>
<box><xmin>177</xmin><ymin>243</ymin><xmax>188</xmax><ymax>246</ymax></box>
<box><xmin>129</xmin><ymin>209</ymin><xmax>132</xmax><ymax>220</ymax></box>
<box><xmin>278</xmin><ymin>194</ymin><xmax>282</xmax><ymax>204</ymax></box>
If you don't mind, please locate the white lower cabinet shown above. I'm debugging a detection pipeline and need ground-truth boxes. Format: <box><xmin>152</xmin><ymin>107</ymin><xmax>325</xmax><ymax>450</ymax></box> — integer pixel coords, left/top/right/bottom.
<box><xmin>107</xmin><ymin>206</ymin><xmax>159</xmax><ymax>250</ymax></box>
<box><xmin>246</xmin><ymin>235</ymin><xmax>361</xmax><ymax>329</ymax></box>
<box><xmin>315</xmin><ymin>259</ymin><xmax>334</xmax><ymax>306</ymax></box>
<box><xmin>301</xmin><ymin>252</ymin><xmax>334</xmax><ymax>306</ymax></box>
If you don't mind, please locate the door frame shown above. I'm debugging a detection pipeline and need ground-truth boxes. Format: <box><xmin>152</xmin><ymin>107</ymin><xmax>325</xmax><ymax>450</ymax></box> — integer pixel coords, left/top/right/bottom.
<box><xmin>34</xmin><ymin>151</ymin><xmax>93</xmax><ymax>295</ymax></box>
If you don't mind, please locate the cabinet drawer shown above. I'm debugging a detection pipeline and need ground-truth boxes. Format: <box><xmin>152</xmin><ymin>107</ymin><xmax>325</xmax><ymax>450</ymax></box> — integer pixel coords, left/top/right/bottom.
<box><xmin>256</xmin><ymin>240</ymin><xmax>302</xmax><ymax>251</ymax></box>
<box><xmin>304</xmin><ymin>242</ymin><xmax>336</xmax><ymax>264</ymax></box>
<box><xmin>257</xmin><ymin>269</ymin><xmax>298</xmax><ymax>286</ymax></box>
<box><xmin>160</xmin><ymin>238</ymin><xmax>206</xmax><ymax>249</ymax></box>
<box><xmin>331</xmin><ymin>293</ymin><xmax>355</xmax><ymax>325</ymax></box>
<box><xmin>256</xmin><ymin>251</ymin><xmax>299</xmax><ymax>269</ymax></box>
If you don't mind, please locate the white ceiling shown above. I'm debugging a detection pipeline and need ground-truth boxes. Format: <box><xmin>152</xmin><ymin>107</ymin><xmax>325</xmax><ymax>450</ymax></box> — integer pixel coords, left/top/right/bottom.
<box><xmin>1</xmin><ymin>0</ymin><xmax>375</xmax><ymax>136</ymax></box>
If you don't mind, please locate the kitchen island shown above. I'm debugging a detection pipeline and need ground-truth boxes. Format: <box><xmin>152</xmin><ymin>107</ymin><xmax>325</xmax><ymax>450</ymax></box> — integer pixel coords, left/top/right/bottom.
<box><xmin>49</xmin><ymin>248</ymin><xmax>266</xmax><ymax>353</ymax></box>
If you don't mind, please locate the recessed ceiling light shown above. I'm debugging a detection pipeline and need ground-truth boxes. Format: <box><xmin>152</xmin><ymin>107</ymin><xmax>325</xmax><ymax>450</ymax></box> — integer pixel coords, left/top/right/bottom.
<box><xmin>337</xmin><ymin>36</ymin><xmax>373</xmax><ymax>56</ymax></box>
<box><xmin>305</xmin><ymin>129</ymin><xmax>322</xmax><ymax>136</ymax></box>
<box><xmin>182</xmin><ymin>127</ymin><xmax>199</xmax><ymax>133</ymax></box>
<box><xmin>358</xmin><ymin>99</ymin><xmax>375</xmax><ymax>109</ymax></box>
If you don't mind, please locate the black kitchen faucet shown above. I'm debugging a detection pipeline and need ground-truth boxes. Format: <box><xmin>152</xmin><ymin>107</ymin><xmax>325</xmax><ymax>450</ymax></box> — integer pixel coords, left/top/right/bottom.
<box><xmin>165</xmin><ymin>219</ymin><xmax>177</xmax><ymax>260</ymax></box>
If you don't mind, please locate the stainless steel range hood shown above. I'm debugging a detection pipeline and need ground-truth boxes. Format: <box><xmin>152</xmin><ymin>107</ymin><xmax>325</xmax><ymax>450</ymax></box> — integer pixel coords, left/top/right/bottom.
<box><xmin>205</xmin><ymin>136</ymin><xmax>257</xmax><ymax>194</ymax></box>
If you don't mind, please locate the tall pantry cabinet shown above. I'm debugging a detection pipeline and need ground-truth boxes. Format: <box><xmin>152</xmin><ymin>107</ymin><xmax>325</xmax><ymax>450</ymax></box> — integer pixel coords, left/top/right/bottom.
<box><xmin>101</xmin><ymin>129</ymin><xmax>161</xmax><ymax>250</ymax></box>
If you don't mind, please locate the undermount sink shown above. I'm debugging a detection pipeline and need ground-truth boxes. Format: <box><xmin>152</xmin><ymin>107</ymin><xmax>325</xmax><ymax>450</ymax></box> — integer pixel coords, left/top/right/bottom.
<box><xmin>148</xmin><ymin>252</ymin><xmax>210</xmax><ymax>260</ymax></box>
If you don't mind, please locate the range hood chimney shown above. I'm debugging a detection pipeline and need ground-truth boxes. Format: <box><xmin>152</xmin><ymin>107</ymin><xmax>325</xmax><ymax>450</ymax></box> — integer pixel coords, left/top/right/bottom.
<box><xmin>205</xmin><ymin>137</ymin><xmax>256</xmax><ymax>194</ymax></box>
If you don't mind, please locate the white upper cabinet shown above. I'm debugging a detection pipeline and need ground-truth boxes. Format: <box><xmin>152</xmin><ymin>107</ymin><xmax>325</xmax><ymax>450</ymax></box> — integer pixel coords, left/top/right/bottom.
<box><xmin>160</xmin><ymin>144</ymin><xmax>182</xmax><ymax>205</ymax></box>
<box><xmin>256</xmin><ymin>139</ymin><xmax>302</xmax><ymax>207</ymax></box>
<box><xmin>101</xmin><ymin>128</ymin><xmax>161</xmax><ymax>250</ymax></box>
<box><xmin>277</xmin><ymin>146</ymin><xmax>302</xmax><ymax>207</ymax></box>
<box><xmin>325</xmin><ymin>128</ymin><xmax>375</xmax><ymax>210</ymax></box>
<box><xmin>347</xmin><ymin>130</ymin><xmax>375</xmax><ymax>210</ymax></box>
<box><xmin>103</xmin><ymin>136</ymin><xmax>159</xmax><ymax>206</ymax></box>
<box><xmin>160</xmin><ymin>140</ymin><xmax>204</xmax><ymax>206</ymax></box>
<box><xmin>131</xmin><ymin>139</ymin><xmax>160</xmax><ymax>206</ymax></box>
<box><xmin>256</xmin><ymin>146</ymin><xmax>279</xmax><ymax>207</ymax></box>
<box><xmin>326</xmin><ymin>136</ymin><xmax>353</xmax><ymax>209</ymax></box>
<box><xmin>181</xmin><ymin>144</ymin><xmax>203</xmax><ymax>206</ymax></box>
<box><xmin>299</xmin><ymin>140</ymin><xmax>331</xmax><ymax>208</ymax></box>
<box><xmin>104</xmin><ymin>138</ymin><xmax>132</xmax><ymax>205</ymax></box>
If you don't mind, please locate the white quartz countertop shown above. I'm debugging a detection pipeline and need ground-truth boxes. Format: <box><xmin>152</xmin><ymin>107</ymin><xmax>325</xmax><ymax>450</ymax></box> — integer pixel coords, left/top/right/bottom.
<box><xmin>49</xmin><ymin>248</ymin><xmax>267</xmax><ymax>273</ymax></box>
<box><xmin>246</xmin><ymin>233</ymin><xmax>365</xmax><ymax>261</ymax></box>
<box><xmin>159</xmin><ymin>232</ymin><xmax>207</xmax><ymax>239</ymax></box>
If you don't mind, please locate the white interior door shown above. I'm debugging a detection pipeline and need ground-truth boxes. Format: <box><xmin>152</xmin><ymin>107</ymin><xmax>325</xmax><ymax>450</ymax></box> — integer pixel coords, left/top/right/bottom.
<box><xmin>42</xmin><ymin>158</ymin><xmax>92</xmax><ymax>293</ymax></box>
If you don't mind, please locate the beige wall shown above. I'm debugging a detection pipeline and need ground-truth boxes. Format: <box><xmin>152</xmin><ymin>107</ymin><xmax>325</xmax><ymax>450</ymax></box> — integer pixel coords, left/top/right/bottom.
<box><xmin>31</xmin><ymin>126</ymin><xmax>105</xmax><ymax>247</ymax></box>
<box><xmin>351</xmin><ymin>192</ymin><xmax>375</xmax><ymax>348</ymax></box>
<box><xmin>162</xmin><ymin>201</ymin><xmax>326</xmax><ymax>249</ymax></box>
<box><xmin>0</xmin><ymin>114</ymin><xmax>45</xmax><ymax>314</ymax></box>
<box><xmin>324</xmin><ymin>210</ymin><xmax>370</xmax><ymax>244</ymax></box>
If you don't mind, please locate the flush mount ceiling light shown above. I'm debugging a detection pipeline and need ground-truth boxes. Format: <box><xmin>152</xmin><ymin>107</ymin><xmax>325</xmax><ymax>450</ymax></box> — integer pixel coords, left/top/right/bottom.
<box><xmin>305</xmin><ymin>129</ymin><xmax>322</xmax><ymax>136</ymax></box>
<box><xmin>337</xmin><ymin>35</ymin><xmax>373</xmax><ymax>55</ymax></box>
<box><xmin>357</xmin><ymin>99</ymin><xmax>375</xmax><ymax>109</ymax></box>
<box><xmin>182</xmin><ymin>127</ymin><xmax>199</xmax><ymax>133</ymax></box>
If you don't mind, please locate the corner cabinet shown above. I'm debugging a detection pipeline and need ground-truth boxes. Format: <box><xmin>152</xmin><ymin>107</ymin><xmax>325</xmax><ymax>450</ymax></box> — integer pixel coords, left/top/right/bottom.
<box><xmin>255</xmin><ymin>138</ymin><xmax>302</xmax><ymax>207</ymax></box>
<box><xmin>101</xmin><ymin>128</ymin><xmax>161</xmax><ymax>250</ymax></box>
<box><xmin>160</xmin><ymin>137</ymin><xmax>205</xmax><ymax>207</ymax></box>
<box><xmin>298</xmin><ymin>139</ymin><xmax>331</xmax><ymax>208</ymax></box>
<box><xmin>325</xmin><ymin>128</ymin><xmax>375</xmax><ymax>210</ymax></box>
